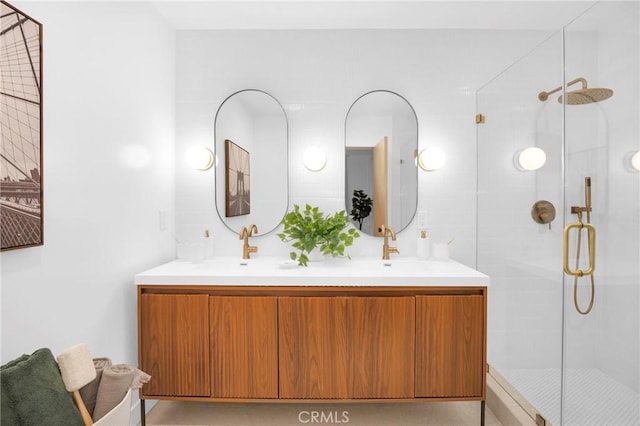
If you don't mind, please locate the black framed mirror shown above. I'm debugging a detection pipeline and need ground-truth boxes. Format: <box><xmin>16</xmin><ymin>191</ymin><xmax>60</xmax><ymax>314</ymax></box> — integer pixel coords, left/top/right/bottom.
<box><xmin>214</xmin><ymin>89</ymin><xmax>288</xmax><ymax>235</ymax></box>
<box><xmin>345</xmin><ymin>90</ymin><xmax>418</xmax><ymax>236</ymax></box>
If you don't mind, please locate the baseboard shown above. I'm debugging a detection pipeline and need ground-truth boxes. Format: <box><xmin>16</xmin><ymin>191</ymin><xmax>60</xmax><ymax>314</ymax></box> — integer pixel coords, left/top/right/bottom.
<box><xmin>486</xmin><ymin>373</ymin><xmax>537</xmax><ymax>426</ymax></box>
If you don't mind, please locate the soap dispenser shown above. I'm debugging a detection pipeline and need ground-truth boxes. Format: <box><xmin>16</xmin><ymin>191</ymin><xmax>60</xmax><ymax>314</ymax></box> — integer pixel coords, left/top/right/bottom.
<box><xmin>203</xmin><ymin>229</ymin><xmax>215</xmax><ymax>259</ymax></box>
<box><xmin>417</xmin><ymin>230</ymin><xmax>430</xmax><ymax>260</ymax></box>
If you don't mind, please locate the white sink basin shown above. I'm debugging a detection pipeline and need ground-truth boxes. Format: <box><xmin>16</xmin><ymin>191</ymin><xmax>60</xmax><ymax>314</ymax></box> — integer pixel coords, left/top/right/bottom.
<box><xmin>135</xmin><ymin>256</ymin><xmax>489</xmax><ymax>287</ymax></box>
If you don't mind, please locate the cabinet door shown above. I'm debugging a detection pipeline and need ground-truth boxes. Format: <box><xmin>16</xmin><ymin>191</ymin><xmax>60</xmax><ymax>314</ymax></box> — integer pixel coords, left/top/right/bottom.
<box><xmin>350</xmin><ymin>297</ymin><xmax>415</xmax><ymax>398</ymax></box>
<box><xmin>279</xmin><ymin>297</ymin><xmax>350</xmax><ymax>399</ymax></box>
<box><xmin>140</xmin><ymin>294</ymin><xmax>210</xmax><ymax>397</ymax></box>
<box><xmin>279</xmin><ymin>296</ymin><xmax>415</xmax><ymax>399</ymax></box>
<box><xmin>415</xmin><ymin>295</ymin><xmax>485</xmax><ymax>398</ymax></box>
<box><xmin>210</xmin><ymin>296</ymin><xmax>278</xmax><ymax>398</ymax></box>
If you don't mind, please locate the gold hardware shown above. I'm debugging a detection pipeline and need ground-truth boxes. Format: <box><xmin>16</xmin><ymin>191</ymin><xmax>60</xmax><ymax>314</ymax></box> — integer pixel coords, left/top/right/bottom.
<box><xmin>571</xmin><ymin>205</ymin><xmax>592</xmax><ymax>215</ymax></box>
<box><xmin>239</xmin><ymin>224</ymin><xmax>258</xmax><ymax>259</ymax></box>
<box><xmin>538</xmin><ymin>77</ymin><xmax>613</xmax><ymax>105</ymax></box>
<box><xmin>536</xmin><ymin>413</ymin><xmax>548</xmax><ymax>426</ymax></box>
<box><xmin>531</xmin><ymin>200</ymin><xmax>556</xmax><ymax>228</ymax></box>
<box><xmin>378</xmin><ymin>225</ymin><xmax>399</xmax><ymax>260</ymax></box>
<box><xmin>539</xmin><ymin>77</ymin><xmax>587</xmax><ymax>101</ymax></box>
<box><xmin>563</xmin><ymin>223</ymin><xmax>596</xmax><ymax>276</ymax></box>
<box><xmin>563</xmin><ymin>177</ymin><xmax>596</xmax><ymax>315</ymax></box>
<box><xmin>475</xmin><ymin>113</ymin><xmax>485</xmax><ymax>124</ymax></box>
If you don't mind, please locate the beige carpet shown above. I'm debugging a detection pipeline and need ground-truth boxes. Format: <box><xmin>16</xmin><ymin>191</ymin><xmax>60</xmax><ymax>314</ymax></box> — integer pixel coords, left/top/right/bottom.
<box><xmin>145</xmin><ymin>400</ymin><xmax>502</xmax><ymax>425</ymax></box>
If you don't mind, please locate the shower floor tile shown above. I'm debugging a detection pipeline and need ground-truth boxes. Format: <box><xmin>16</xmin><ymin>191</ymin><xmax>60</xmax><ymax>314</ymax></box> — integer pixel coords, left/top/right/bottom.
<box><xmin>504</xmin><ymin>367</ymin><xmax>639</xmax><ymax>426</ymax></box>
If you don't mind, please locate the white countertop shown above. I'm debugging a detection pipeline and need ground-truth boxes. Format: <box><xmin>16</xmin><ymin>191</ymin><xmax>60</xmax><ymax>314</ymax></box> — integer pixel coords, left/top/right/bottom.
<box><xmin>135</xmin><ymin>256</ymin><xmax>489</xmax><ymax>287</ymax></box>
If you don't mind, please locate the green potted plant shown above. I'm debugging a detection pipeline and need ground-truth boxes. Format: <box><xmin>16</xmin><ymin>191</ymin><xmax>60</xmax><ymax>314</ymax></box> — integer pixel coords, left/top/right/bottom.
<box><xmin>278</xmin><ymin>204</ymin><xmax>360</xmax><ymax>266</ymax></box>
<box><xmin>350</xmin><ymin>189</ymin><xmax>373</xmax><ymax>231</ymax></box>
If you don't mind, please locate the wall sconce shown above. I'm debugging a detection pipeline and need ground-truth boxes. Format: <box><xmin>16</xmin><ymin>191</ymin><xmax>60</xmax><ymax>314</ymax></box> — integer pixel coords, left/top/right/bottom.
<box><xmin>185</xmin><ymin>146</ymin><xmax>214</xmax><ymax>170</ymax></box>
<box><xmin>303</xmin><ymin>146</ymin><xmax>327</xmax><ymax>171</ymax></box>
<box><xmin>418</xmin><ymin>147</ymin><xmax>446</xmax><ymax>171</ymax></box>
<box><xmin>515</xmin><ymin>147</ymin><xmax>546</xmax><ymax>171</ymax></box>
<box><xmin>625</xmin><ymin>150</ymin><xmax>640</xmax><ymax>172</ymax></box>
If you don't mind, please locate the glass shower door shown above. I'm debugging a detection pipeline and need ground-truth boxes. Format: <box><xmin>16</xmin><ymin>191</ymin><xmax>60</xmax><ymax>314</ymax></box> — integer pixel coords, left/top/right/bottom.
<box><xmin>477</xmin><ymin>30</ymin><xmax>565</xmax><ymax>425</ymax></box>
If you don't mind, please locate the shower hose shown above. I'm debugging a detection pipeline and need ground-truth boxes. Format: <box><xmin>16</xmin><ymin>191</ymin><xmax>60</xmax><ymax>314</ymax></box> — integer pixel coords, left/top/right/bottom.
<box><xmin>572</xmin><ymin>211</ymin><xmax>595</xmax><ymax>315</ymax></box>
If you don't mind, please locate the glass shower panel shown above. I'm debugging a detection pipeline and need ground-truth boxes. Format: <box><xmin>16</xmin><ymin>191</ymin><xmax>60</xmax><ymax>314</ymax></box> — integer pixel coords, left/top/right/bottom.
<box><xmin>477</xmin><ymin>31</ymin><xmax>564</xmax><ymax>425</ymax></box>
<box><xmin>563</xmin><ymin>2</ymin><xmax>640</xmax><ymax>425</ymax></box>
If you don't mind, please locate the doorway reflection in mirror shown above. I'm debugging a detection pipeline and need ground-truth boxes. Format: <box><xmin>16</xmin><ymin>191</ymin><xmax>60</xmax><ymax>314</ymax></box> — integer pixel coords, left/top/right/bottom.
<box><xmin>345</xmin><ymin>90</ymin><xmax>418</xmax><ymax>236</ymax></box>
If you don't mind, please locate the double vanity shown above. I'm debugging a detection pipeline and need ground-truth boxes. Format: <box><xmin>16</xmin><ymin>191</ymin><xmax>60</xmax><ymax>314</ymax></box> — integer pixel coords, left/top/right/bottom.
<box><xmin>135</xmin><ymin>256</ymin><xmax>489</xmax><ymax>424</ymax></box>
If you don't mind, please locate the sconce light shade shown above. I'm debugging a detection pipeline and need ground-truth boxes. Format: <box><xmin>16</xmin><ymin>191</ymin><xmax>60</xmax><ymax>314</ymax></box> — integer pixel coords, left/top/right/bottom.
<box><xmin>185</xmin><ymin>146</ymin><xmax>214</xmax><ymax>170</ymax></box>
<box><xmin>303</xmin><ymin>146</ymin><xmax>327</xmax><ymax>171</ymax></box>
<box><xmin>515</xmin><ymin>147</ymin><xmax>546</xmax><ymax>171</ymax></box>
<box><xmin>418</xmin><ymin>147</ymin><xmax>446</xmax><ymax>171</ymax></box>
<box><xmin>625</xmin><ymin>150</ymin><xmax>640</xmax><ymax>172</ymax></box>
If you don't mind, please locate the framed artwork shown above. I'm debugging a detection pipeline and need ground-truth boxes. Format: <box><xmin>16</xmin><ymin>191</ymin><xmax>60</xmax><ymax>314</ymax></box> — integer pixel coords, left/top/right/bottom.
<box><xmin>225</xmin><ymin>139</ymin><xmax>250</xmax><ymax>217</ymax></box>
<box><xmin>0</xmin><ymin>1</ymin><xmax>43</xmax><ymax>251</ymax></box>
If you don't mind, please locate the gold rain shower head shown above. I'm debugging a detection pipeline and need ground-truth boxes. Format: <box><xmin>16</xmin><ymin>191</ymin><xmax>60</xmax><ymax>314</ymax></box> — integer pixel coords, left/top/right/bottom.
<box><xmin>538</xmin><ymin>77</ymin><xmax>613</xmax><ymax>105</ymax></box>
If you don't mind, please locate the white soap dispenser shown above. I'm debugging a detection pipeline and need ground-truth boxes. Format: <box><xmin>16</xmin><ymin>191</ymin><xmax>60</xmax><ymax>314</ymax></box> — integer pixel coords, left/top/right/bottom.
<box><xmin>203</xmin><ymin>229</ymin><xmax>215</xmax><ymax>259</ymax></box>
<box><xmin>417</xmin><ymin>230</ymin><xmax>430</xmax><ymax>260</ymax></box>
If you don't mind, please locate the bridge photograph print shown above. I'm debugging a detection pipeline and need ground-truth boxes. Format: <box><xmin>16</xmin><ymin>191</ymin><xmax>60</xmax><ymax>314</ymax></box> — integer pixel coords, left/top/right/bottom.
<box><xmin>0</xmin><ymin>1</ymin><xmax>43</xmax><ymax>251</ymax></box>
<box><xmin>225</xmin><ymin>139</ymin><xmax>251</xmax><ymax>217</ymax></box>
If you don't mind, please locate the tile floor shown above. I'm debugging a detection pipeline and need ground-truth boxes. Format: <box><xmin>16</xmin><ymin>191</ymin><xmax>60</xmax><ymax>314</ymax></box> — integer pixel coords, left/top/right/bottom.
<box><xmin>144</xmin><ymin>400</ymin><xmax>502</xmax><ymax>425</ymax></box>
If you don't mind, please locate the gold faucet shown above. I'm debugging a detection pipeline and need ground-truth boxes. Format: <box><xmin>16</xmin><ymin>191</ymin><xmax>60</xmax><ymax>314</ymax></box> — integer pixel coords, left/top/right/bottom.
<box><xmin>379</xmin><ymin>225</ymin><xmax>399</xmax><ymax>260</ymax></box>
<box><xmin>239</xmin><ymin>224</ymin><xmax>258</xmax><ymax>259</ymax></box>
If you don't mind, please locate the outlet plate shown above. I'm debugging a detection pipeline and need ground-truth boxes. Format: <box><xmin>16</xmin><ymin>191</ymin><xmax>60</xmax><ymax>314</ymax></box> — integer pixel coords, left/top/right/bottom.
<box><xmin>416</xmin><ymin>210</ymin><xmax>428</xmax><ymax>229</ymax></box>
<box><xmin>159</xmin><ymin>210</ymin><xmax>168</xmax><ymax>231</ymax></box>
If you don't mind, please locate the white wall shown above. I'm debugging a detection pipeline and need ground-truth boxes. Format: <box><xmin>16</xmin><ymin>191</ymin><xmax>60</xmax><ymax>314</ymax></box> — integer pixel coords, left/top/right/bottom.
<box><xmin>175</xmin><ymin>29</ymin><xmax>552</xmax><ymax>264</ymax></box>
<box><xmin>1</xmin><ymin>0</ymin><xmax>175</xmax><ymax>376</ymax></box>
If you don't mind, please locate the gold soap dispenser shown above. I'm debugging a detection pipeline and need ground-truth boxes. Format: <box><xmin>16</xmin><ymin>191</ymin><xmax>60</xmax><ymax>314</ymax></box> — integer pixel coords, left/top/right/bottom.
<box><xmin>203</xmin><ymin>229</ymin><xmax>214</xmax><ymax>259</ymax></box>
<box><xmin>417</xmin><ymin>230</ymin><xmax>430</xmax><ymax>260</ymax></box>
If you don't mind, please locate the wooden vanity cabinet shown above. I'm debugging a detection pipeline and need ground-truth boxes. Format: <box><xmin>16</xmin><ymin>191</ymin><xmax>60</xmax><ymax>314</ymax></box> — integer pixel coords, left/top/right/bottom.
<box><xmin>138</xmin><ymin>286</ymin><xmax>486</xmax><ymax>403</ymax></box>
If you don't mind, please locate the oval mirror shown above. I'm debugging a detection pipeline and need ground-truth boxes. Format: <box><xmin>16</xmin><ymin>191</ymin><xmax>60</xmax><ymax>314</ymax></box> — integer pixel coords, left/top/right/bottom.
<box><xmin>214</xmin><ymin>89</ymin><xmax>288</xmax><ymax>235</ymax></box>
<box><xmin>345</xmin><ymin>90</ymin><xmax>418</xmax><ymax>236</ymax></box>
